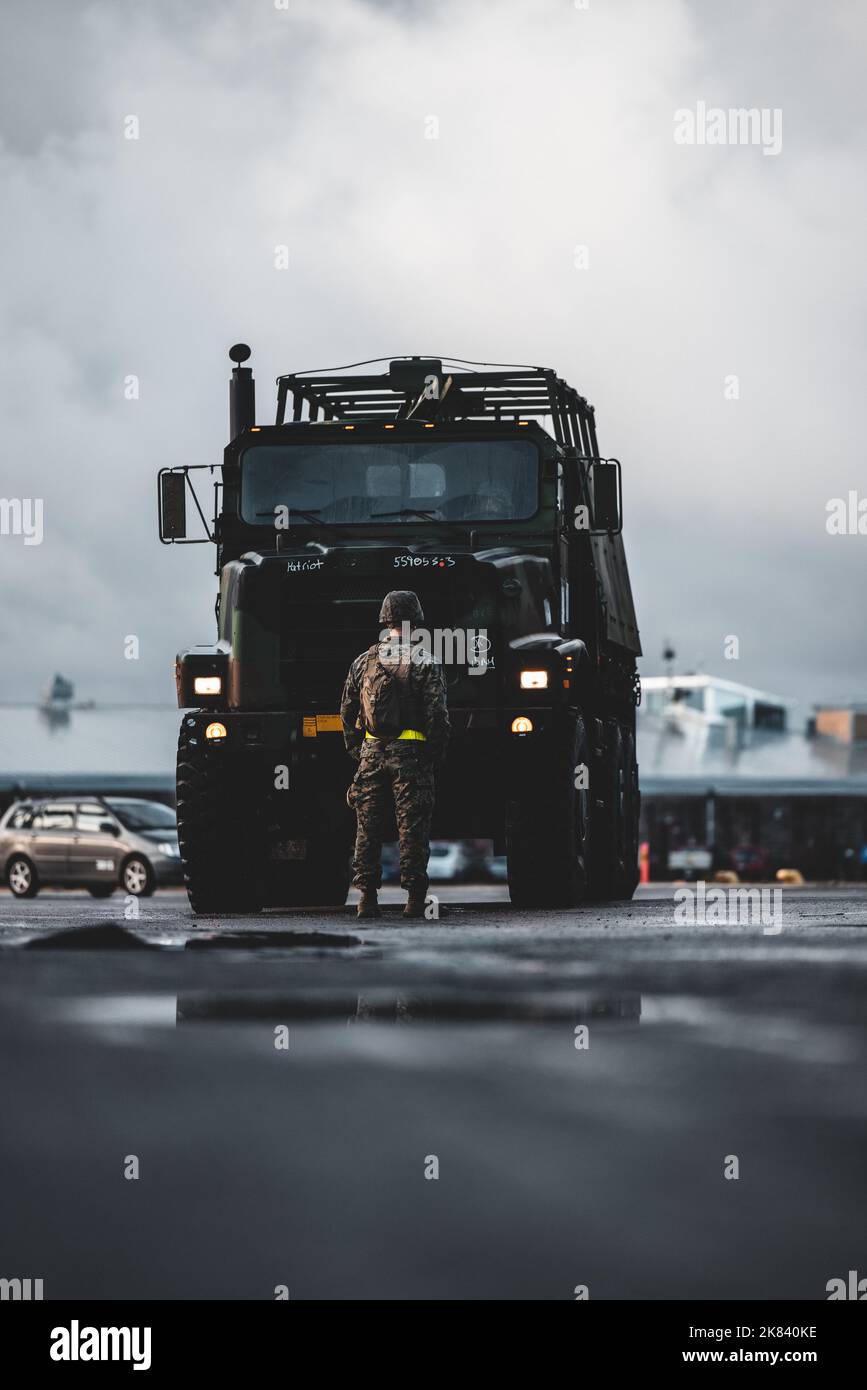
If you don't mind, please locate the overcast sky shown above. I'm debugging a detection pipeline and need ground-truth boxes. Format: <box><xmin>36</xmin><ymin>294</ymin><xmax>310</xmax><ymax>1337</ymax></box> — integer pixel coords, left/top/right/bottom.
<box><xmin>0</xmin><ymin>0</ymin><xmax>864</xmax><ymax>717</ymax></box>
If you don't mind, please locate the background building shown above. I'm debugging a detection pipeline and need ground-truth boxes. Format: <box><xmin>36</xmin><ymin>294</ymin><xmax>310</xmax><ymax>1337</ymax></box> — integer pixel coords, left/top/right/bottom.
<box><xmin>638</xmin><ymin>677</ymin><xmax>867</xmax><ymax>879</ymax></box>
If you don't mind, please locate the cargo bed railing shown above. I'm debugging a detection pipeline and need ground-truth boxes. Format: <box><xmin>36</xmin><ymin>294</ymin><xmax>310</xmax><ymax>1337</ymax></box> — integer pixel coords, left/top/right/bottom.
<box><xmin>275</xmin><ymin>357</ymin><xmax>601</xmax><ymax>456</ymax></box>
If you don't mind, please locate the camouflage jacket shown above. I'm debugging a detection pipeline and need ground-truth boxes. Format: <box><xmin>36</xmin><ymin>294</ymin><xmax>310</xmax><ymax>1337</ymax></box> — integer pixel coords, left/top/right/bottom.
<box><xmin>340</xmin><ymin>642</ymin><xmax>450</xmax><ymax>764</ymax></box>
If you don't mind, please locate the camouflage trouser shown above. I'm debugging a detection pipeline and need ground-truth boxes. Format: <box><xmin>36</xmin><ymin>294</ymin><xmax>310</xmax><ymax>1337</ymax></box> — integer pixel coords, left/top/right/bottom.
<box><xmin>349</xmin><ymin>741</ymin><xmax>436</xmax><ymax>893</ymax></box>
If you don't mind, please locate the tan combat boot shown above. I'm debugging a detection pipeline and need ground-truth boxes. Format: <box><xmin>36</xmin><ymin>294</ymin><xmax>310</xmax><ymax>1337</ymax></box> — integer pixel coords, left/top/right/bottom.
<box><xmin>356</xmin><ymin>890</ymin><xmax>381</xmax><ymax>919</ymax></box>
<box><xmin>403</xmin><ymin>892</ymin><xmax>428</xmax><ymax>920</ymax></box>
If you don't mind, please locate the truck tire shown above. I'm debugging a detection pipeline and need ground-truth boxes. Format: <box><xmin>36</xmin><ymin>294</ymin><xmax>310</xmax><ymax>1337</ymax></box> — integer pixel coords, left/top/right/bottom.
<box><xmin>176</xmin><ymin>723</ymin><xmax>265</xmax><ymax>914</ymax></box>
<box><xmin>587</xmin><ymin>723</ymin><xmax>639</xmax><ymax>901</ymax></box>
<box><xmin>506</xmin><ymin>711</ymin><xmax>592</xmax><ymax>908</ymax></box>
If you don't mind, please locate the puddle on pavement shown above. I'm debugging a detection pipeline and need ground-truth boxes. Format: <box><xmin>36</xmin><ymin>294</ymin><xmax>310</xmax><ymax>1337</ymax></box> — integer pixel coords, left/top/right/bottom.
<box><xmin>10</xmin><ymin>923</ymin><xmax>368</xmax><ymax>952</ymax></box>
<box><xmin>58</xmin><ymin>994</ymin><xmax>180</xmax><ymax>1027</ymax></box>
<box><xmin>46</xmin><ymin>988</ymin><xmax>864</xmax><ymax>1068</ymax></box>
<box><xmin>22</xmin><ymin>923</ymin><xmax>160</xmax><ymax>951</ymax></box>
<box><xmin>640</xmin><ymin>994</ymin><xmax>861</xmax><ymax>1063</ymax></box>
<box><xmin>185</xmin><ymin>931</ymin><xmax>365</xmax><ymax>950</ymax></box>
<box><xmin>53</xmin><ymin>990</ymin><xmax>642</xmax><ymax>1029</ymax></box>
<box><xmin>176</xmin><ymin>989</ymin><xmax>642</xmax><ymax>1025</ymax></box>
<box><xmin>10</xmin><ymin>921</ymin><xmax>867</xmax><ymax>1066</ymax></box>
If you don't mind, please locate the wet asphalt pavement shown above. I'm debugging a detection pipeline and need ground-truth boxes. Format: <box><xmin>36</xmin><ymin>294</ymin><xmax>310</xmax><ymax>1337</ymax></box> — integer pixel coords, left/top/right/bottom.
<box><xmin>0</xmin><ymin>884</ymin><xmax>865</xmax><ymax>1300</ymax></box>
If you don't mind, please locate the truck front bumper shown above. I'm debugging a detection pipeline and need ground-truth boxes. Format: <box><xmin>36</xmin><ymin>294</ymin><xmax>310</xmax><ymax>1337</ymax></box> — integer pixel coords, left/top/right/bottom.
<box><xmin>179</xmin><ymin>705</ymin><xmax>566</xmax><ymax>844</ymax></box>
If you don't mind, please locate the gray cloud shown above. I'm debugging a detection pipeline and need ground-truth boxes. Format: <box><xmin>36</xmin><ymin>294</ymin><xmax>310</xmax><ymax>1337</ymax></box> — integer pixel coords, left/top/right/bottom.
<box><xmin>0</xmin><ymin>0</ymin><xmax>864</xmax><ymax>716</ymax></box>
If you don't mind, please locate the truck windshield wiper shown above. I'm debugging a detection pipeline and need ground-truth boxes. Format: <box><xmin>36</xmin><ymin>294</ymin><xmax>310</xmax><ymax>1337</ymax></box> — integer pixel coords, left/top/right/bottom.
<box><xmin>370</xmin><ymin>507</ymin><xmax>466</xmax><ymax>539</ymax></box>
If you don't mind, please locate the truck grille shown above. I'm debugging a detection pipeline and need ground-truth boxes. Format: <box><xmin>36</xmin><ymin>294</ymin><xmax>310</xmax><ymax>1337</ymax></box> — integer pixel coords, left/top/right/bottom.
<box><xmin>280</xmin><ymin>572</ymin><xmax>484</xmax><ymax>706</ymax></box>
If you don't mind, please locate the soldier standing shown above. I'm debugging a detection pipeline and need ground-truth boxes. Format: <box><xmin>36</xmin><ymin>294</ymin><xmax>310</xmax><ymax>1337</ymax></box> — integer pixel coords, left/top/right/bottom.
<box><xmin>340</xmin><ymin>590</ymin><xmax>450</xmax><ymax>919</ymax></box>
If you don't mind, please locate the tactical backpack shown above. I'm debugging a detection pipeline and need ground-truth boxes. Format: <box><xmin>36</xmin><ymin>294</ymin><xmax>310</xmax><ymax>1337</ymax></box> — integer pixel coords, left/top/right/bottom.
<box><xmin>359</xmin><ymin>646</ymin><xmax>422</xmax><ymax>739</ymax></box>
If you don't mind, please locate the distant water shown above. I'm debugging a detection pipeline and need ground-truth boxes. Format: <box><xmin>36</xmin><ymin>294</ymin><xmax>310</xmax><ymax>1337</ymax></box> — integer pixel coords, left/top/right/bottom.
<box><xmin>0</xmin><ymin>705</ymin><xmax>180</xmax><ymax>777</ymax></box>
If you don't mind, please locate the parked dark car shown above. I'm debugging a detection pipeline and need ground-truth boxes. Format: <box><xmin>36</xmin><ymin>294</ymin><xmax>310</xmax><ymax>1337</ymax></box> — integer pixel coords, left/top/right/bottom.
<box><xmin>0</xmin><ymin>797</ymin><xmax>182</xmax><ymax>898</ymax></box>
<box><xmin>727</xmin><ymin>844</ymin><xmax>772</xmax><ymax>881</ymax></box>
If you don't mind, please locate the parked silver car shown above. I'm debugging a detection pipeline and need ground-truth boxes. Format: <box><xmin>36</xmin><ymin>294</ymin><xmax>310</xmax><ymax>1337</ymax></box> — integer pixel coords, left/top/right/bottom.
<box><xmin>0</xmin><ymin>796</ymin><xmax>182</xmax><ymax>898</ymax></box>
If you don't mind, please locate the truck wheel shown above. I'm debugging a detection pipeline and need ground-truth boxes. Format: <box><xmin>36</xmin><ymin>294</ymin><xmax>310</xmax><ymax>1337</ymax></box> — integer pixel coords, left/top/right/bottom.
<box><xmin>587</xmin><ymin>723</ymin><xmax>639</xmax><ymax>901</ymax></box>
<box><xmin>176</xmin><ymin>724</ymin><xmax>265</xmax><ymax>914</ymax></box>
<box><xmin>506</xmin><ymin>712</ymin><xmax>591</xmax><ymax>908</ymax></box>
<box><xmin>7</xmin><ymin>855</ymin><xmax>39</xmax><ymax>898</ymax></box>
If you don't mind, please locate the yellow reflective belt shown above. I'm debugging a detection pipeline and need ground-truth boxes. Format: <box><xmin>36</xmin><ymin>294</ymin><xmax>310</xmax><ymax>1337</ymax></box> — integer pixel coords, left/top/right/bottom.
<box><xmin>364</xmin><ymin>729</ymin><xmax>426</xmax><ymax>740</ymax></box>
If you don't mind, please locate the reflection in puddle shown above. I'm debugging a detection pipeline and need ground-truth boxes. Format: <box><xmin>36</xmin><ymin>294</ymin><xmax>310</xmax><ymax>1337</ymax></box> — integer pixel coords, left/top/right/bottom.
<box><xmin>175</xmin><ymin>991</ymin><xmax>642</xmax><ymax>1027</ymax></box>
<box><xmin>53</xmin><ymin>991</ymin><xmax>857</xmax><ymax>1068</ymax></box>
<box><xmin>59</xmin><ymin>995</ymin><xmax>179</xmax><ymax>1026</ymax></box>
<box><xmin>51</xmin><ymin>990</ymin><xmax>641</xmax><ymax>1032</ymax></box>
<box><xmin>184</xmin><ymin>931</ymin><xmax>364</xmax><ymax>951</ymax></box>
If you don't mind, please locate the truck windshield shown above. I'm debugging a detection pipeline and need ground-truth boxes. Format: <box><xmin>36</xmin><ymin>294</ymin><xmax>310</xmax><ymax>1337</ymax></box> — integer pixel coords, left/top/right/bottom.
<box><xmin>240</xmin><ymin>439</ymin><xmax>538</xmax><ymax>525</ymax></box>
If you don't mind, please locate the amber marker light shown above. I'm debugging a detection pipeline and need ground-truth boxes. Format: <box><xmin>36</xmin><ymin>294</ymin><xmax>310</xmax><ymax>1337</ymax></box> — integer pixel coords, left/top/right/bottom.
<box><xmin>205</xmin><ymin>722</ymin><xmax>228</xmax><ymax>741</ymax></box>
<box><xmin>511</xmin><ymin>716</ymin><xmax>534</xmax><ymax>734</ymax></box>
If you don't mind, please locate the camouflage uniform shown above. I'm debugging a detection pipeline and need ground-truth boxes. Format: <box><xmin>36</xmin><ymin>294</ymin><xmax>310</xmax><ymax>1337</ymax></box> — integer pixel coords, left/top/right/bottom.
<box><xmin>341</xmin><ymin>619</ymin><xmax>449</xmax><ymax>897</ymax></box>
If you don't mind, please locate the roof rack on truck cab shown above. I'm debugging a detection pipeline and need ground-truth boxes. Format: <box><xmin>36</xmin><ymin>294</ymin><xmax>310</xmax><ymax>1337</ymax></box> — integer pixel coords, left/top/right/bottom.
<box><xmin>275</xmin><ymin>356</ymin><xmax>601</xmax><ymax>455</ymax></box>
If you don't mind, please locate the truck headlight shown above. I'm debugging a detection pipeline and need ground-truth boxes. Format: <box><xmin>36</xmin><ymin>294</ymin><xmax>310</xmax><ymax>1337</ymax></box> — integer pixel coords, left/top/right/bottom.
<box><xmin>194</xmin><ymin>675</ymin><xmax>222</xmax><ymax>696</ymax></box>
<box><xmin>520</xmin><ymin>670</ymin><xmax>548</xmax><ymax>689</ymax></box>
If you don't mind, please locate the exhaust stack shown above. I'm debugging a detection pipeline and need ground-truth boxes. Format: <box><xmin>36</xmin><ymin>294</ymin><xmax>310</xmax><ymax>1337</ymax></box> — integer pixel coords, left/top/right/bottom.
<box><xmin>229</xmin><ymin>343</ymin><xmax>255</xmax><ymax>439</ymax></box>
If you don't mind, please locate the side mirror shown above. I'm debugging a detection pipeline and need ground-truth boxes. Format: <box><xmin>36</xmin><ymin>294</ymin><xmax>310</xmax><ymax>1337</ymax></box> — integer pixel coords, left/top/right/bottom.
<box><xmin>159</xmin><ymin>471</ymin><xmax>187</xmax><ymax>541</ymax></box>
<box><xmin>592</xmin><ymin>459</ymin><xmax>622</xmax><ymax>533</ymax></box>
<box><xmin>100</xmin><ymin>820</ymin><xmax>120</xmax><ymax>836</ymax></box>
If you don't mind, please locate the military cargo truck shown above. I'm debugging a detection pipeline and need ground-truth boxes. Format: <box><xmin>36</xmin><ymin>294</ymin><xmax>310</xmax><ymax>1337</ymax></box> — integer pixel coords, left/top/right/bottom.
<box><xmin>159</xmin><ymin>348</ymin><xmax>641</xmax><ymax>912</ymax></box>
